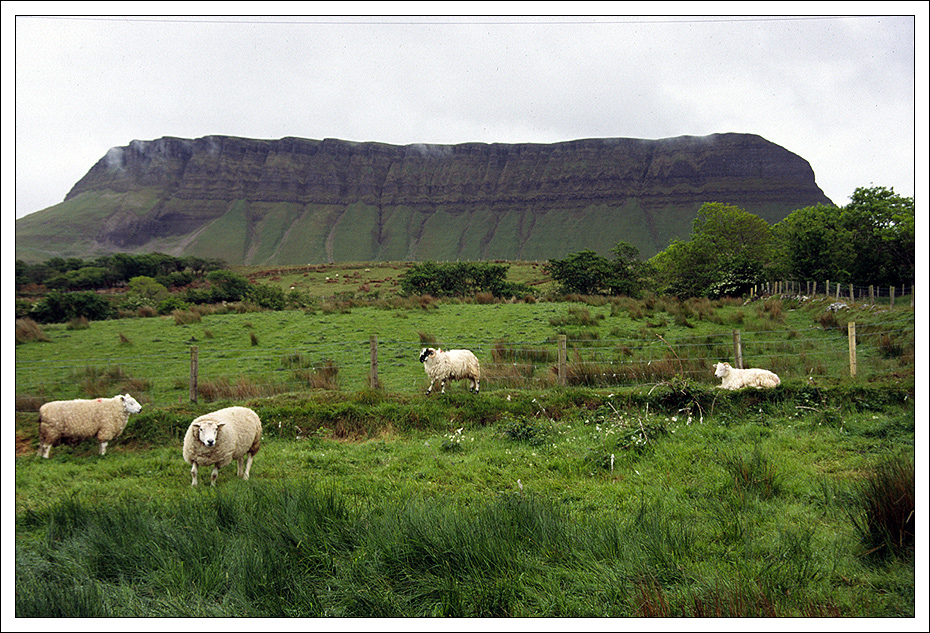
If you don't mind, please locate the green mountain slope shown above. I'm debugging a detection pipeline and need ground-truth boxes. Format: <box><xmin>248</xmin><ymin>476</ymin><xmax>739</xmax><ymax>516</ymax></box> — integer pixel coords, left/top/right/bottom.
<box><xmin>15</xmin><ymin>134</ymin><xmax>833</xmax><ymax>264</ymax></box>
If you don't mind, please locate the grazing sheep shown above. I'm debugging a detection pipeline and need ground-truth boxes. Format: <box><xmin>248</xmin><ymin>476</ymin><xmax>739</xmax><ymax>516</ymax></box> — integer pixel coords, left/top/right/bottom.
<box><xmin>714</xmin><ymin>362</ymin><xmax>781</xmax><ymax>390</ymax></box>
<box><xmin>419</xmin><ymin>347</ymin><xmax>480</xmax><ymax>395</ymax></box>
<box><xmin>37</xmin><ymin>394</ymin><xmax>142</xmax><ymax>458</ymax></box>
<box><xmin>183</xmin><ymin>406</ymin><xmax>262</xmax><ymax>486</ymax></box>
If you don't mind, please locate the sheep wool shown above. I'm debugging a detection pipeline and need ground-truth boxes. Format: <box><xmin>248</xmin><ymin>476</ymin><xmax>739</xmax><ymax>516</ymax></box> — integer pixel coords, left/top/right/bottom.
<box><xmin>37</xmin><ymin>394</ymin><xmax>142</xmax><ymax>458</ymax></box>
<box><xmin>419</xmin><ymin>347</ymin><xmax>480</xmax><ymax>395</ymax></box>
<box><xmin>714</xmin><ymin>362</ymin><xmax>781</xmax><ymax>390</ymax></box>
<box><xmin>183</xmin><ymin>406</ymin><xmax>262</xmax><ymax>486</ymax></box>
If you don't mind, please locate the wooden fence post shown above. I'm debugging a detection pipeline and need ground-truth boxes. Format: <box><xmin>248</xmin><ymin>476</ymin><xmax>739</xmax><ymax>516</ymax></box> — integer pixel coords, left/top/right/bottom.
<box><xmin>732</xmin><ymin>329</ymin><xmax>743</xmax><ymax>369</ymax></box>
<box><xmin>189</xmin><ymin>346</ymin><xmax>198</xmax><ymax>403</ymax></box>
<box><xmin>558</xmin><ymin>335</ymin><xmax>567</xmax><ymax>386</ymax></box>
<box><xmin>369</xmin><ymin>335</ymin><xmax>380</xmax><ymax>389</ymax></box>
<box><xmin>890</xmin><ymin>286</ymin><xmax>895</xmax><ymax>308</ymax></box>
<box><xmin>848</xmin><ymin>322</ymin><xmax>857</xmax><ymax>378</ymax></box>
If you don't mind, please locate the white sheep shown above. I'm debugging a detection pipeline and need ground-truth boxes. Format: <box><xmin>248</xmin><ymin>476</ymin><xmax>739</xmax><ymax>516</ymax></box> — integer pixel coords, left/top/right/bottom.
<box><xmin>37</xmin><ymin>394</ymin><xmax>142</xmax><ymax>458</ymax></box>
<box><xmin>183</xmin><ymin>406</ymin><xmax>262</xmax><ymax>486</ymax></box>
<box><xmin>714</xmin><ymin>362</ymin><xmax>781</xmax><ymax>390</ymax></box>
<box><xmin>419</xmin><ymin>347</ymin><xmax>481</xmax><ymax>395</ymax></box>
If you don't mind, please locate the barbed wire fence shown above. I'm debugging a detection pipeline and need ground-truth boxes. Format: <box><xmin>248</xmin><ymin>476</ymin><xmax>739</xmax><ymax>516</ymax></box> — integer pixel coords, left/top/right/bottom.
<box><xmin>15</xmin><ymin>311</ymin><xmax>915</xmax><ymax>412</ymax></box>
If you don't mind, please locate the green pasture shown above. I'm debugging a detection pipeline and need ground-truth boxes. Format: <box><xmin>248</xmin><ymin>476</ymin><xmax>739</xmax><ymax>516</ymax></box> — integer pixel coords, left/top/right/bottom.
<box><xmin>14</xmin><ymin>387</ymin><xmax>915</xmax><ymax>617</ymax></box>
<box><xmin>15</xmin><ymin>288</ymin><xmax>915</xmax><ymax>408</ymax></box>
<box><xmin>13</xmin><ymin>280</ymin><xmax>916</xmax><ymax>617</ymax></box>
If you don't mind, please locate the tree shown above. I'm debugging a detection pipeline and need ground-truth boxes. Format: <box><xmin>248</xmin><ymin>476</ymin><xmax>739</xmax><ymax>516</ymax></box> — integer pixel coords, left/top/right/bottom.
<box><xmin>206</xmin><ymin>269</ymin><xmax>251</xmax><ymax>302</ymax></box>
<box><xmin>29</xmin><ymin>291</ymin><xmax>112</xmax><ymax>323</ymax></box>
<box><xmin>842</xmin><ymin>186</ymin><xmax>914</xmax><ymax>286</ymax></box>
<box><xmin>545</xmin><ymin>250</ymin><xmax>615</xmax><ymax>295</ymax></box>
<box><xmin>399</xmin><ymin>262</ymin><xmax>526</xmax><ymax>298</ymax></box>
<box><xmin>545</xmin><ymin>241</ymin><xmax>648</xmax><ymax>297</ymax></box>
<box><xmin>127</xmin><ymin>276</ymin><xmax>169</xmax><ymax>304</ymax></box>
<box><xmin>771</xmin><ymin>204</ymin><xmax>852</xmax><ymax>282</ymax></box>
<box><xmin>772</xmin><ymin>186</ymin><xmax>914</xmax><ymax>287</ymax></box>
<box><xmin>650</xmin><ymin>203</ymin><xmax>772</xmax><ymax>298</ymax></box>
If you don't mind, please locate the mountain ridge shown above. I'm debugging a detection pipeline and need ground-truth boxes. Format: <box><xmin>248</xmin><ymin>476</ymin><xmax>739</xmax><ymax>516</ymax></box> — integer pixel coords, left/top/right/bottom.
<box><xmin>15</xmin><ymin>133</ymin><xmax>833</xmax><ymax>264</ymax></box>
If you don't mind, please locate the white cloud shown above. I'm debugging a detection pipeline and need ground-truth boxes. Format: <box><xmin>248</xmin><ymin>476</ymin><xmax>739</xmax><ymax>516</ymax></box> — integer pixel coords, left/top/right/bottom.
<box><xmin>9</xmin><ymin>11</ymin><xmax>923</xmax><ymax>218</ymax></box>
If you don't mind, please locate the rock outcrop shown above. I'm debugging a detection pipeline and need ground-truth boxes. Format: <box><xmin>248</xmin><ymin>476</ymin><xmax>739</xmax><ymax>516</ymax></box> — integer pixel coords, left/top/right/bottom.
<box><xmin>15</xmin><ymin>133</ymin><xmax>832</xmax><ymax>264</ymax></box>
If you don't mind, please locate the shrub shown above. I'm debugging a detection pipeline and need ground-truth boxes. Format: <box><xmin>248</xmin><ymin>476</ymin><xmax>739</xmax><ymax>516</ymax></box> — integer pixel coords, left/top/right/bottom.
<box><xmin>157</xmin><ymin>295</ymin><xmax>190</xmax><ymax>315</ymax></box>
<box><xmin>248</xmin><ymin>283</ymin><xmax>286</xmax><ymax>310</ymax></box>
<box><xmin>30</xmin><ymin>290</ymin><xmax>112</xmax><ymax>324</ymax></box>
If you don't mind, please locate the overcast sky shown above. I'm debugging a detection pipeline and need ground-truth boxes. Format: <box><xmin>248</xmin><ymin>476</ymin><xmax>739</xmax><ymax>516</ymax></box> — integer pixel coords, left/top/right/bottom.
<box><xmin>7</xmin><ymin>7</ymin><xmax>926</xmax><ymax>220</ymax></box>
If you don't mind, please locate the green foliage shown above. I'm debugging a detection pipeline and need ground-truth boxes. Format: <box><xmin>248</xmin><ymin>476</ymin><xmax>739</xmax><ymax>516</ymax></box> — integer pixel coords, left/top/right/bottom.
<box><xmin>206</xmin><ymin>269</ymin><xmax>252</xmax><ymax>302</ymax></box>
<box><xmin>28</xmin><ymin>290</ymin><xmax>113</xmax><ymax>324</ymax></box>
<box><xmin>15</xmin><ymin>253</ymin><xmax>225</xmax><ymax>293</ymax></box>
<box><xmin>248</xmin><ymin>282</ymin><xmax>286</xmax><ymax>310</ymax></box>
<box><xmin>156</xmin><ymin>295</ymin><xmax>191</xmax><ymax>315</ymax></box>
<box><xmin>127</xmin><ymin>276</ymin><xmax>169</xmax><ymax>304</ymax></box>
<box><xmin>772</xmin><ymin>186</ymin><xmax>914</xmax><ymax>287</ymax></box>
<box><xmin>649</xmin><ymin>203</ymin><xmax>772</xmax><ymax>298</ymax></box>
<box><xmin>545</xmin><ymin>241</ymin><xmax>649</xmax><ymax>296</ymax></box>
<box><xmin>399</xmin><ymin>261</ymin><xmax>529</xmax><ymax>298</ymax></box>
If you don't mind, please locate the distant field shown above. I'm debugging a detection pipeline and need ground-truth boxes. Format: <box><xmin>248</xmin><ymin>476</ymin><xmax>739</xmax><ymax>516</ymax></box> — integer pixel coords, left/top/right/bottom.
<box><xmin>15</xmin><ymin>282</ymin><xmax>915</xmax><ymax>409</ymax></box>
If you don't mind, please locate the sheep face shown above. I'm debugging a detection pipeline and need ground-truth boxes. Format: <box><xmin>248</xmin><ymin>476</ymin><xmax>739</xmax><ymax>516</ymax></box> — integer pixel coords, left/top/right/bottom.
<box><xmin>193</xmin><ymin>419</ymin><xmax>227</xmax><ymax>447</ymax></box>
<box><xmin>714</xmin><ymin>362</ymin><xmax>731</xmax><ymax>379</ymax></box>
<box><xmin>419</xmin><ymin>347</ymin><xmax>439</xmax><ymax>363</ymax></box>
<box><xmin>120</xmin><ymin>394</ymin><xmax>142</xmax><ymax>414</ymax></box>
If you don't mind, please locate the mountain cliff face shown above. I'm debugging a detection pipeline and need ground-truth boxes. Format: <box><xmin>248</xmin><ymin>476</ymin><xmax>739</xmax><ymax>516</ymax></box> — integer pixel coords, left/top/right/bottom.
<box><xmin>15</xmin><ymin>133</ymin><xmax>832</xmax><ymax>264</ymax></box>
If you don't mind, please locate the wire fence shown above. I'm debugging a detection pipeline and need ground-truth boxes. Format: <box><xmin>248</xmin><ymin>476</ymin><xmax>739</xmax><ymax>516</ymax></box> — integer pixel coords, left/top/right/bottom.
<box><xmin>15</xmin><ymin>312</ymin><xmax>915</xmax><ymax>411</ymax></box>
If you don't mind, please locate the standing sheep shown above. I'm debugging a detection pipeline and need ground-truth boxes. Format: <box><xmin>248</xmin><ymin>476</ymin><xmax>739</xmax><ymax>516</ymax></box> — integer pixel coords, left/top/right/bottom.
<box><xmin>183</xmin><ymin>406</ymin><xmax>262</xmax><ymax>486</ymax></box>
<box><xmin>419</xmin><ymin>347</ymin><xmax>480</xmax><ymax>395</ymax></box>
<box><xmin>714</xmin><ymin>362</ymin><xmax>781</xmax><ymax>390</ymax></box>
<box><xmin>37</xmin><ymin>394</ymin><xmax>142</xmax><ymax>458</ymax></box>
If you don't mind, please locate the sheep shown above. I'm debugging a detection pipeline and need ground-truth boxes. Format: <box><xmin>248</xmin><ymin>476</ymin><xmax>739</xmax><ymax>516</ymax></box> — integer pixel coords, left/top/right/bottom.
<box><xmin>37</xmin><ymin>394</ymin><xmax>142</xmax><ymax>458</ymax></box>
<box><xmin>419</xmin><ymin>347</ymin><xmax>481</xmax><ymax>395</ymax></box>
<box><xmin>714</xmin><ymin>362</ymin><xmax>781</xmax><ymax>390</ymax></box>
<box><xmin>183</xmin><ymin>406</ymin><xmax>262</xmax><ymax>486</ymax></box>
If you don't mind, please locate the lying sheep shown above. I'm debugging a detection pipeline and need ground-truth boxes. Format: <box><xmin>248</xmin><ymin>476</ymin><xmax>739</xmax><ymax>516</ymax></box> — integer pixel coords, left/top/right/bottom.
<box><xmin>714</xmin><ymin>362</ymin><xmax>781</xmax><ymax>390</ymax></box>
<box><xmin>419</xmin><ymin>347</ymin><xmax>480</xmax><ymax>395</ymax></box>
<box><xmin>183</xmin><ymin>406</ymin><xmax>262</xmax><ymax>486</ymax></box>
<box><xmin>37</xmin><ymin>394</ymin><xmax>142</xmax><ymax>458</ymax></box>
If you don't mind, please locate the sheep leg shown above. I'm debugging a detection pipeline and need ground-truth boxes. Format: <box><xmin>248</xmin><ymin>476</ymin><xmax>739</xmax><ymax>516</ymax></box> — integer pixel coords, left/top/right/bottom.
<box><xmin>190</xmin><ymin>463</ymin><xmax>199</xmax><ymax>487</ymax></box>
<box><xmin>38</xmin><ymin>443</ymin><xmax>51</xmax><ymax>459</ymax></box>
<box><xmin>440</xmin><ymin>378</ymin><xmax>447</xmax><ymax>394</ymax></box>
<box><xmin>471</xmin><ymin>377</ymin><xmax>479</xmax><ymax>393</ymax></box>
<box><xmin>98</xmin><ymin>441</ymin><xmax>108</xmax><ymax>456</ymax></box>
<box><xmin>241</xmin><ymin>453</ymin><xmax>254</xmax><ymax>480</ymax></box>
<box><xmin>426</xmin><ymin>379</ymin><xmax>436</xmax><ymax>396</ymax></box>
<box><xmin>210</xmin><ymin>466</ymin><xmax>220</xmax><ymax>486</ymax></box>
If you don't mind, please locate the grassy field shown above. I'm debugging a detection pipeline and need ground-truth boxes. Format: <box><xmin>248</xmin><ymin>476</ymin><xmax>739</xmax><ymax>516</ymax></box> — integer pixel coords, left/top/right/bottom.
<box><xmin>12</xmin><ymin>387</ymin><xmax>915</xmax><ymax>617</ymax></box>
<box><xmin>12</xmin><ymin>267</ymin><xmax>917</xmax><ymax>618</ymax></box>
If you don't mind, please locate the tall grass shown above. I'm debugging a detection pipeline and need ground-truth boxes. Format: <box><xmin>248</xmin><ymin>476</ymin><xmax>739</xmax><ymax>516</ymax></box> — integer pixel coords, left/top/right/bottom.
<box><xmin>17</xmin><ymin>479</ymin><xmax>885</xmax><ymax>618</ymax></box>
<box><xmin>850</xmin><ymin>454</ymin><xmax>915</xmax><ymax>559</ymax></box>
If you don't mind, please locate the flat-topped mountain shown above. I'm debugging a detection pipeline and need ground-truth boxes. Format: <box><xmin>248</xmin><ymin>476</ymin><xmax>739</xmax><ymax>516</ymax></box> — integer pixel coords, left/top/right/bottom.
<box><xmin>15</xmin><ymin>133</ymin><xmax>832</xmax><ymax>264</ymax></box>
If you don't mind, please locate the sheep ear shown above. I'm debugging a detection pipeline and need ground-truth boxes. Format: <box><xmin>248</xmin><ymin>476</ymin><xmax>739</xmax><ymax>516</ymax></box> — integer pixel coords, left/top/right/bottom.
<box><xmin>216</xmin><ymin>421</ymin><xmax>226</xmax><ymax>427</ymax></box>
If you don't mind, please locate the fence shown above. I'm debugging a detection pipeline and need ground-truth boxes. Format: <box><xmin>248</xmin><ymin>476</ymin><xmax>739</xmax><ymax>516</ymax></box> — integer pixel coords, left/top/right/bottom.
<box><xmin>15</xmin><ymin>314</ymin><xmax>915</xmax><ymax>411</ymax></box>
<box><xmin>754</xmin><ymin>281</ymin><xmax>915</xmax><ymax>307</ymax></box>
